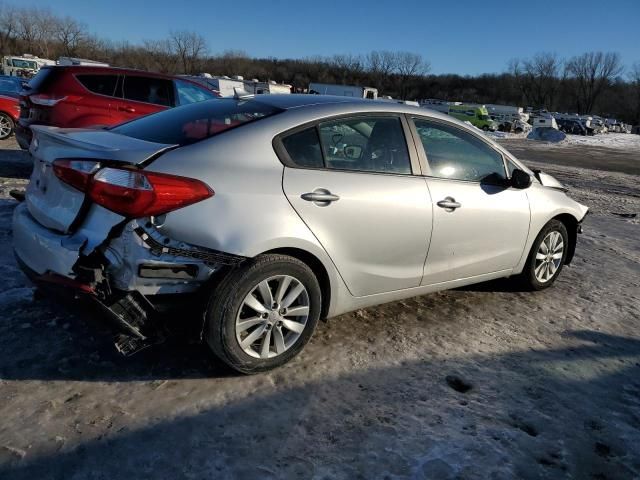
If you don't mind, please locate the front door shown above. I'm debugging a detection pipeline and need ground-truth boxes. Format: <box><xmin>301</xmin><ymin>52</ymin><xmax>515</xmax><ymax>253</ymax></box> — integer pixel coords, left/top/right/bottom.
<box><xmin>410</xmin><ymin>117</ymin><xmax>531</xmax><ymax>285</ymax></box>
<box><xmin>280</xmin><ymin>115</ymin><xmax>433</xmax><ymax>297</ymax></box>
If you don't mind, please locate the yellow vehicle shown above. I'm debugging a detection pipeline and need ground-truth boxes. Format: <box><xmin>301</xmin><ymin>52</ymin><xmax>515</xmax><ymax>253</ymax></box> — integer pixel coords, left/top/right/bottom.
<box><xmin>448</xmin><ymin>104</ymin><xmax>497</xmax><ymax>131</ymax></box>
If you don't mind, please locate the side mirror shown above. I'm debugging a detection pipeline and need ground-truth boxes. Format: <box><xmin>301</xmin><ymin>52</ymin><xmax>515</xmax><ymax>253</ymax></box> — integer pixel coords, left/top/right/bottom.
<box><xmin>344</xmin><ymin>145</ymin><xmax>363</xmax><ymax>160</ymax></box>
<box><xmin>510</xmin><ymin>169</ymin><xmax>532</xmax><ymax>189</ymax></box>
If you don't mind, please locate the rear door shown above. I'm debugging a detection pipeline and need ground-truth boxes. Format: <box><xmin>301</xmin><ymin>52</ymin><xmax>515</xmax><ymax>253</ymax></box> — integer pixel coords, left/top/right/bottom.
<box><xmin>115</xmin><ymin>75</ymin><xmax>174</xmax><ymax>121</ymax></box>
<box><xmin>280</xmin><ymin>115</ymin><xmax>432</xmax><ymax>297</ymax></box>
<box><xmin>73</xmin><ymin>73</ymin><xmax>120</xmax><ymax>126</ymax></box>
<box><xmin>410</xmin><ymin>117</ymin><xmax>530</xmax><ymax>285</ymax></box>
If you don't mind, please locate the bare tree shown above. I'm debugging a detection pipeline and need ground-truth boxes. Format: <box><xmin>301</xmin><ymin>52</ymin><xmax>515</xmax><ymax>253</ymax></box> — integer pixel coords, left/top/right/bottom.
<box><xmin>54</xmin><ymin>16</ymin><xmax>86</xmax><ymax>57</ymax></box>
<box><xmin>169</xmin><ymin>30</ymin><xmax>207</xmax><ymax>74</ymax></box>
<box><xmin>565</xmin><ymin>51</ymin><xmax>624</xmax><ymax>113</ymax></box>
<box><xmin>509</xmin><ymin>52</ymin><xmax>562</xmax><ymax>109</ymax></box>
<box><xmin>394</xmin><ymin>51</ymin><xmax>429</xmax><ymax>99</ymax></box>
<box><xmin>628</xmin><ymin>62</ymin><xmax>640</xmax><ymax>125</ymax></box>
<box><xmin>366</xmin><ymin>50</ymin><xmax>398</xmax><ymax>90</ymax></box>
<box><xmin>0</xmin><ymin>2</ymin><xmax>18</xmax><ymax>54</ymax></box>
<box><xmin>330</xmin><ymin>53</ymin><xmax>364</xmax><ymax>83</ymax></box>
<box><xmin>143</xmin><ymin>39</ymin><xmax>176</xmax><ymax>73</ymax></box>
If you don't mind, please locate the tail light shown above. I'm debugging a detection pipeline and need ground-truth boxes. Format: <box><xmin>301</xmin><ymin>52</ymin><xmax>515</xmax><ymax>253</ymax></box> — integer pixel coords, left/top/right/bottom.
<box><xmin>52</xmin><ymin>159</ymin><xmax>100</xmax><ymax>191</ymax></box>
<box><xmin>29</xmin><ymin>94</ymin><xmax>81</xmax><ymax>106</ymax></box>
<box><xmin>52</xmin><ymin>160</ymin><xmax>213</xmax><ymax>217</ymax></box>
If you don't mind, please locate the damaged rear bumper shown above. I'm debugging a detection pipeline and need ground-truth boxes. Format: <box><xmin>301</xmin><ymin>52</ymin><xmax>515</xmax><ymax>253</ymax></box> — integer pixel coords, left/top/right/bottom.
<box><xmin>12</xmin><ymin>202</ymin><xmax>246</xmax><ymax>355</ymax></box>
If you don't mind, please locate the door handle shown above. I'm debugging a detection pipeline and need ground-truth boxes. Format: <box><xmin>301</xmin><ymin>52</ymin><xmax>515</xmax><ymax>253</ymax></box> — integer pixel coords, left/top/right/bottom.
<box><xmin>437</xmin><ymin>197</ymin><xmax>461</xmax><ymax>211</ymax></box>
<box><xmin>118</xmin><ymin>106</ymin><xmax>136</xmax><ymax>113</ymax></box>
<box><xmin>301</xmin><ymin>189</ymin><xmax>340</xmax><ymax>206</ymax></box>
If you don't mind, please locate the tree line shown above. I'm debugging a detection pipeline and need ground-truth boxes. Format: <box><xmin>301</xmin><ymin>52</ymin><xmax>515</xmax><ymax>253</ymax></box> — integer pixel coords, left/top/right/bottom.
<box><xmin>1</xmin><ymin>2</ymin><xmax>639</xmax><ymax>124</ymax></box>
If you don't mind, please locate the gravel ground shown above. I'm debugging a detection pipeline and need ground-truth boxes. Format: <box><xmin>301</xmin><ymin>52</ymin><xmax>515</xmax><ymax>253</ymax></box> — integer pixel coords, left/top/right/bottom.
<box><xmin>0</xmin><ymin>136</ymin><xmax>639</xmax><ymax>480</ymax></box>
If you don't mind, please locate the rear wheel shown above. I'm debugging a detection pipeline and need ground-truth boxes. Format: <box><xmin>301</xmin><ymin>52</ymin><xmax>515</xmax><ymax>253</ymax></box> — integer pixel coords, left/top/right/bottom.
<box><xmin>0</xmin><ymin>113</ymin><xmax>14</xmax><ymax>140</ymax></box>
<box><xmin>519</xmin><ymin>219</ymin><xmax>568</xmax><ymax>290</ymax></box>
<box><xmin>205</xmin><ymin>254</ymin><xmax>321</xmax><ymax>374</ymax></box>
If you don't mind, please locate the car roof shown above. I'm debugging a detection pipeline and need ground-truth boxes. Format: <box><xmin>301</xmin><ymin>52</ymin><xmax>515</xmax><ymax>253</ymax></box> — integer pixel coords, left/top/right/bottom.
<box><xmin>42</xmin><ymin>65</ymin><xmax>180</xmax><ymax>79</ymax></box>
<box><xmin>250</xmin><ymin>93</ymin><xmax>452</xmax><ymax>121</ymax></box>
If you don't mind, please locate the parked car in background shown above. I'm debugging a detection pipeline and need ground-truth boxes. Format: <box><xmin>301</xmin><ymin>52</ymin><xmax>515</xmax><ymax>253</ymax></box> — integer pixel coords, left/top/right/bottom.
<box><xmin>1</xmin><ymin>55</ymin><xmax>40</xmax><ymax>78</ymax></box>
<box><xmin>243</xmin><ymin>79</ymin><xmax>291</xmax><ymax>95</ymax></box>
<box><xmin>0</xmin><ymin>94</ymin><xmax>19</xmax><ymax>139</ymax></box>
<box><xmin>556</xmin><ymin>118</ymin><xmax>588</xmax><ymax>136</ymax></box>
<box><xmin>15</xmin><ymin>66</ymin><xmax>218</xmax><ymax>149</ymax></box>
<box><xmin>531</xmin><ymin>116</ymin><xmax>559</xmax><ymax>130</ymax></box>
<box><xmin>182</xmin><ymin>74</ymin><xmax>238</xmax><ymax>97</ymax></box>
<box><xmin>449</xmin><ymin>104</ymin><xmax>497</xmax><ymax>131</ymax></box>
<box><xmin>13</xmin><ymin>95</ymin><xmax>588</xmax><ymax>373</ymax></box>
<box><xmin>0</xmin><ymin>75</ymin><xmax>24</xmax><ymax>98</ymax></box>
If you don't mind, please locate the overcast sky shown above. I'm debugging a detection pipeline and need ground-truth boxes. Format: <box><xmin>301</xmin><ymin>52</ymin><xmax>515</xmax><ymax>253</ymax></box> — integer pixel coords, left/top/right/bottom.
<box><xmin>34</xmin><ymin>0</ymin><xmax>640</xmax><ymax>75</ymax></box>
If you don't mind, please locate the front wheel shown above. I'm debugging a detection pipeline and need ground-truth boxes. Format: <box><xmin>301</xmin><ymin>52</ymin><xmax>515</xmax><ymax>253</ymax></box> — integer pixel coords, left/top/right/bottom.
<box><xmin>0</xmin><ymin>113</ymin><xmax>14</xmax><ymax>140</ymax></box>
<box><xmin>205</xmin><ymin>254</ymin><xmax>321</xmax><ymax>374</ymax></box>
<box><xmin>519</xmin><ymin>219</ymin><xmax>569</xmax><ymax>290</ymax></box>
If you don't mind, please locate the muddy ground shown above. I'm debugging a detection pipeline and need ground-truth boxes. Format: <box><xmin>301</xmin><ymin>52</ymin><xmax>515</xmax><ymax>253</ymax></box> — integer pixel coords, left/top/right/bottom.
<box><xmin>0</xmin><ymin>136</ymin><xmax>639</xmax><ymax>480</ymax></box>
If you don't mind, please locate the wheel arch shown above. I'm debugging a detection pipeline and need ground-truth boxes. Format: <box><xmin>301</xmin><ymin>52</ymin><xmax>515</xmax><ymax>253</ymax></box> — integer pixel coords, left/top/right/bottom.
<box><xmin>261</xmin><ymin>247</ymin><xmax>332</xmax><ymax>320</ymax></box>
<box><xmin>551</xmin><ymin>213</ymin><xmax>579</xmax><ymax>265</ymax></box>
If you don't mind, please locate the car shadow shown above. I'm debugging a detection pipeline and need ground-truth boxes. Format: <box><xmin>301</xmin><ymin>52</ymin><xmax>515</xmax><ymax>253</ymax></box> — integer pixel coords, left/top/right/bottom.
<box><xmin>1</xmin><ymin>329</ymin><xmax>638</xmax><ymax>479</ymax></box>
<box><xmin>455</xmin><ymin>276</ymin><xmax>527</xmax><ymax>293</ymax></box>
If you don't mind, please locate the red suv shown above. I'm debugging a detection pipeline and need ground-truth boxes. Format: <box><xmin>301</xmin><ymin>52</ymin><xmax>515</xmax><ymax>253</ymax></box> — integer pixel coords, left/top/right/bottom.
<box><xmin>15</xmin><ymin>66</ymin><xmax>218</xmax><ymax>149</ymax></box>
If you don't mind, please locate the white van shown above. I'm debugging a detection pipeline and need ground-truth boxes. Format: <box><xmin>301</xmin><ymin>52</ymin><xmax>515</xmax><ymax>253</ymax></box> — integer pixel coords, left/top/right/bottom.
<box><xmin>308</xmin><ymin>82</ymin><xmax>378</xmax><ymax>99</ymax></box>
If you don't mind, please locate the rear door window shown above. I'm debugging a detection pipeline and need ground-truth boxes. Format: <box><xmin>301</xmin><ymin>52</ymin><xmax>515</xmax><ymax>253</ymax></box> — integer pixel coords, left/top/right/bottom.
<box><xmin>76</xmin><ymin>74</ymin><xmax>118</xmax><ymax>97</ymax></box>
<box><xmin>123</xmin><ymin>75</ymin><xmax>174</xmax><ymax>106</ymax></box>
<box><xmin>281</xmin><ymin>128</ymin><xmax>324</xmax><ymax>168</ymax></box>
<box><xmin>280</xmin><ymin>116</ymin><xmax>412</xmax><ymax>175</ymax></box>
<box><xmin>318</xmin><ymin>116</ymin><xmax>411</xmax><ymax>174</ymax></box>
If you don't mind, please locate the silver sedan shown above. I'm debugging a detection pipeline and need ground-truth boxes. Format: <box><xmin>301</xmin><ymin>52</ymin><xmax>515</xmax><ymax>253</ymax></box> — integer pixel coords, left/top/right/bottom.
<box><xmin>13</xmin><ymin>95</ymin><xmax>588</xmax><ymax>373</ymax></box>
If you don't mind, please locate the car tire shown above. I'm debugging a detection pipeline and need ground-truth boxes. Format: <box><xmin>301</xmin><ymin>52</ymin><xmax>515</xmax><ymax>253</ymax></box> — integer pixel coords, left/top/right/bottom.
<box><xmin>0</xmin><ymin>113</ymin><xmax>14</xmax><ymax>140</ymax></box>
<box><xmin>482</xmin><ymin>125</ymin><xmax>489</xmax><ymax>131</ymax></box>
<box><xmin>519</xmin><ymin>219</ymin><xmax>569</xmax><ymax>290</ymax></box>
<box><xmin>205</xmin><ymin>254</ymin><xmax>321</xmax><ymax>374</ymax></box>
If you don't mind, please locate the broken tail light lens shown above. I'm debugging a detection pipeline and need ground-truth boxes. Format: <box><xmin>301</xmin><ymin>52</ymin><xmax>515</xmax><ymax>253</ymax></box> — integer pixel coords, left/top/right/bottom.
<box><xmin>52</xmin><ymin>159</ymin><xmax>100</xmax><ymax>191</ymax></box>
<box><xmin>90</xmin><ymin>168</ymin><xmax>213</xmax><ymax>217</ymax></box>
<box><xmin>53</xmin><ymin>161</ymin><xmax>214</xmax><ymax>218</ymax></box>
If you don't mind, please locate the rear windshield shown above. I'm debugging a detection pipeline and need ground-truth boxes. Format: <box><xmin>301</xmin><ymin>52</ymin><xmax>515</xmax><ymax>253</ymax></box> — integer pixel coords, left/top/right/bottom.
<box><xmin>110</xmin><ymin>99</ymin><xmax>282</xmax><ymax>145</ymax></box>
<box><xmin>26</xmin><ymin>67</ymin><xmax>58</xmax><ymax>92</ymax></box>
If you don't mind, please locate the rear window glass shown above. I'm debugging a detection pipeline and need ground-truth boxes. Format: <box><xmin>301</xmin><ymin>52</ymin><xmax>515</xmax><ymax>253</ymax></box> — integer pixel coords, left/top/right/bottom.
<box><xmin>76</xmin><ymin>74</ymin><xmax>118</xmax><ymax>97</ymax></box>
<box><xmin>111</xmin><ymin>99</ymin><xmax>283</xmax><ymax>145</ymax></box>
<box><xmin>26</xmin><ymin>67</ymin><xmax>58</xmax><ymax>91</ymax></box>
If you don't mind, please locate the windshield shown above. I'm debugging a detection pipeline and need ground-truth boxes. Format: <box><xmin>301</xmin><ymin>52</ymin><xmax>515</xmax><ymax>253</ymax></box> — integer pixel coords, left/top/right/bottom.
<box><xmin>111</xmin><ymin>99</ymin><xmax>283</xmax><ymax>146</ymax></box>
<box><xmin>11</xmin><ymin>59</ymin><xmax>37</xmax><ymax>69</ymax></box>
<box><xmin>478</xmin><ymin>114</ymin><xmax>490</xmax><ymax>120</ymax></box>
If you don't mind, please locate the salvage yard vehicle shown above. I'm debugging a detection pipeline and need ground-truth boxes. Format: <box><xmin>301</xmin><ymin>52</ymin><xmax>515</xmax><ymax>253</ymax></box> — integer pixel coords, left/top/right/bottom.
<box><xmin>448</xmin><ymin>104</ymin><xmax>497</xmax><ymax>131</ymax></box>
<box><xmin>12</xmin><ymin>95</ymin><xmax>589</xmax><ymax>373</ymax></box>
<box><xmin>0</xmin><ymin>94</ymin><xmax>20</xmax><ymax>139</ymax></box>
<box><xmin>556</xmin><ymin>118</ymin><xmax>588</xmax><ymax>136</ymax></box>
<box><xmin>309</xmin><ymin>82</ymin><xmax>378</xmax><ymax>99</ymax></box>
<box><xmin>14</xmin><ymin>65</ymin><xmax>218</xmax><ymax>149</ymax></box>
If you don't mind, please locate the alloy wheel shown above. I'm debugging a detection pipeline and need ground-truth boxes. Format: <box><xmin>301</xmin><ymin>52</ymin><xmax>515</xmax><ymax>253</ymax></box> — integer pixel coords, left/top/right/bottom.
<box><xmin>0</xmin><ymin>115</ymin><xmax>12</xmax><ymax>139</ymax></box>
<box><xmin>534</xmin><ymin>230</ymin><xmax>564</xmax><ymax>283</ymax></box>
<box><xmin>235</xmin><ymin>275</ymin><xmax>310</xmax><ymax>359</ymax></box>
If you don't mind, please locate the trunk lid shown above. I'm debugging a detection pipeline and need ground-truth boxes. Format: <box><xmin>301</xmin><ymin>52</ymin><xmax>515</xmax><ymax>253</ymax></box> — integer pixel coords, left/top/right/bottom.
<box><xmin>26</xmin><ymin>125</ymin><xmax>175</xmax><ymax>233</ymax></box>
